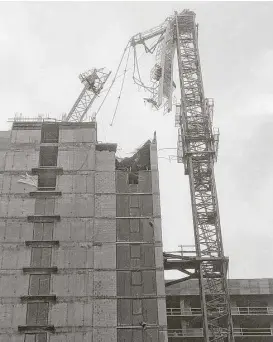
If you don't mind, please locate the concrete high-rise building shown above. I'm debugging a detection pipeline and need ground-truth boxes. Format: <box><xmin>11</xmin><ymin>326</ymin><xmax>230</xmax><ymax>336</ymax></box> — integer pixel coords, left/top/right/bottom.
<box><xmin>1</xmin><ymin>119</ymin><xmax>273</xmax><ymax>342</ymax></box>
<box><xmin>0</xmin><ymin>120</ymin><xmax>167</xmax><ymax>342</ymax></box>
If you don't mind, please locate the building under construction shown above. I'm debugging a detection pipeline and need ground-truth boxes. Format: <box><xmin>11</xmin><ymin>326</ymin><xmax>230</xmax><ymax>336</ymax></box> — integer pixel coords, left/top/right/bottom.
<box><xmin>0</xmin><ymin>8</ymin><xmax>272</xmax><ymax>342</ymax></box>
<box><xmin>0</xmin><ymin>121</ymin><xmax>272</xmax><ymax>342</ymax></box>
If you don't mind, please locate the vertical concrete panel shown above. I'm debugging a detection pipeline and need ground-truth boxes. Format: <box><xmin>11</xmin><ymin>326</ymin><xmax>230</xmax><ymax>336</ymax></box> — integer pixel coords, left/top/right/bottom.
<box><xmin>17</xmin><ymin>247</ymin><xmax>31</xmax><ymax>268</ymax></box>
<box><xmin>116</xmin><ymin>195</ymin><xmax>129</xmax><ymax>217</ymax></box>
<box><xmin>58</xmin><ymin>150</ymin><xmax>74</xmax><ymax>170</ymax></box>
<box><xmin>95</xmin><ymin>172</ymin><xmax>115</xmax><ymax>193</ymax></box>
<box><xmin>143</xmin><ymin>299</ymin><xmax>158</xmax><ymax>324</ymax></box>
<box><xmin>86</xmin><ymin>271</ymin><xmax>93</xmax><ymax>295</ymax></box>
<box><xmin>116</xmin><ymin>219</ymin><xmax>130</xmax><ymax>242</ymax></box>
<box><xmin>94</xmin><ymin>245</ymin><xmax>116</xmax><ymax>269</ymax></box>
<box><xmin>155</xmin><ymin>246</ymin><xmax>164</xmax><ymax>268</ymax></box>
<box><xmin>53</xmin><ymin>247</ymin><xmax>69</xmax><ymax>268</ymax></box>
<box><xmin>54</xmin><ymin>220</ymin><xmax>71</xmax><ymax>241</ymax></box>
<box><xmin>142</xmin><ymin>270</ymin><xmax>157</xmax><ymax>295</ymax></box>
<box><xmin>73</xmin><ymin>174</ymin><xmax>87</xmax><ymax>193</ymax></box>
<box><xmin>116</xmin><ymin>245</ymin><xmax>130</xmax><ymax>269</ymax></box>
<box><xmin>117</xmin><ymin>271</ymin><xmax>131</xmax><ymax>296</ymax></box>
<box><xmin>0</xmin><ymin>173</ymin><xmax>4</xmax><ymax>193</ymax></box>
<box><xmin>93</xmin><ymin>328</ymin><xmax>116</xmax><ymax>342</ymax></box>
<box><xmin>117</xmin><ymin>299</ymin><xmax>132</xmax><ymax>325</ymax></box>
<box><xmin>140</xmin><ymin>195</ymin><xmax>153</xmax><ymax>216</ymax></box>
<box><xmin>152</xmin><ymin>194</ymin><xmax>161</xmax><ymax>217</ymax></box>
<box><xmin>56</xmin><ymin>175</ymin><xmax>73</xmax><ymax>193</ymax></box>
<box><xmin>67</xmin><ymin>302</ymin><xmax>84</xmax><ymax>326</ymax></box>
<box><xmin>159</xmin><ymin>331</ymin><xmax>168</xmax><ymax>342</ymax></box>
<box><xmin>52</xmin><ymin>274</ymin><xmax>69</xmax><ymax>296</ymax></box>
<box><xmin>0</xmin><ymin>151</ymin><xmax>7</xmax><ymax>171</ymax></box>
<box><xmin>0</xmin><ymin>196</ymin><xmax>9</xmax><ymax>216</ymax></box>
<box><xmin>69</xmin><ymin>247</ymin><xmax>87</xmax><ymax>268</ymax></box>
<box><xmin>153</xmin><ymin>218</ymin><xmax>163</xmax><ymax>243</ymax></box>
<box><xmin>0</xmin><ymin>220</ymin><xmax>6</xmax><ymax>241</ymax></box>
<box><xmin>0</xmin><ymin>304</ymin><xmax>12</xmax><ymax>327</ymax></box>
<box><xmin>12</xmin><ymin>304</ymin><xmax>27</xmax><ymax>326</ymax></box>
<box><xmin>86</xmin><ymin>248</ymin><xmax>94</xmax><ymax>269</ymax></box>
<box><xmin>5</xmin><ymin>221</ymin><xmax>20</xmax><ymax>241</ymax></box>
<box><xmin>2</xmin><ymin>174</ymin><xmax>11</xmax><ymax>193</ymax></box>
<box><xmin>49</xmin><ymin>303</ymin><xmax>68</xmax><ymax>326</ymax></box>
<box><xmin>93</xmin><ymin>219</ymin><xmax>116</xmax><ymax>243</ymax></box>
<box><xmin>85</xmin><ymin>219</ymin><xmax>94</xmax><ymax>241</ymax></box>
<box><xmin>83</xmin><ymin>303</ymin><xmax>93</xmax><ymax>326</ymax></box>
<box><xmin>156</xmin><ymin>271</ymin><xmax>166</xmax><ymax>296</ymax></box>
<box><xmin>69</xmin><ymin>273</ymin><xmax>86</xmax><ymax>296</ymax></box>
<box><xmin>95</xmin><ymin>151</ymin><xmax>115</xmax><ymax>171</ymax></box>
<box><xmin>20</xmin><ymin>221</ymin><xmax>34</xmax><ymax>241</ymax></box>
<box><xmin>157</xmin><ymin>298</ymin><xmax>167</xmax><ymax>325</ymax></box>
<box><xmin>116</xmin><ymin>172</ymin><xmax>128</xmax><ymax>193</ymax></box>
<box><xmin>73</xmin><ymin>146</ymin><xmax>95</xmax><ymax>171</ymax></box>
<box><xmin>70</xmin><ymin>219</ymin><xmax>87</xmax><ymax>242</ymax></box>
<box><xmin>95</xmin><ymin>195</ymin><xmax>116</xmax><ymax>217</ymax></box>
<box><xmin>94</xmin><ymin>271</ymin><xmax>116</xmax><ymax>296</ymax></box>
<box><xmin>138</xmin><ymin>171</ymin><xmax>152</xmax><ymax>193</ymax></box>
<box><xmin>93</xmin><ymin>299</ymin><xmax>117</xmax><ymax>327</ymax></box>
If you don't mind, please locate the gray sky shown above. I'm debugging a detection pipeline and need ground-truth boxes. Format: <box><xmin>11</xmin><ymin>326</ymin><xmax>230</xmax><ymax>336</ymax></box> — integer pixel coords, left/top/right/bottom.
<box><xmin>0</xmin><ymin>1</ymin><xmax>272</xmax><ymax>279</ymax></box>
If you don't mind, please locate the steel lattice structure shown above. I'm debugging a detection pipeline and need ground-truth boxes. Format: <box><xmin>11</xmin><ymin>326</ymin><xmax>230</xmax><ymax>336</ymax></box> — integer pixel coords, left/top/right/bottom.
<box><xmin>175</xmin><ymin>11</ymin><xmax>234</xmax><ymax>341</ymax></box>
<box><xmin>131</xmin><ymin>9</ymin><xmax>234</xmax><ymax>342</ymax></box>
<box><xmin>66</xmin><ymin>68</ymin><xmax>111</xmax><ymax>122</ymax></box>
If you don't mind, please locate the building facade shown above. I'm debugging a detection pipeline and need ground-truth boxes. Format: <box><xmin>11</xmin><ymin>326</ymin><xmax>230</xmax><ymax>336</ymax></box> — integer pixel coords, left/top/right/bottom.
<box><xmin>0</xmin><ymin>119</ymin><xmax>272</xmax><ymax>342</ymax></box>
<box><xmin>166</xmin><ymin>278</ymin><xmax>273</xmax><ymax>341</ymax></box>
<box><xmin>0</xmin><ymin>120</ymin><xmax>167</xmax><ymax>342</ymax></box>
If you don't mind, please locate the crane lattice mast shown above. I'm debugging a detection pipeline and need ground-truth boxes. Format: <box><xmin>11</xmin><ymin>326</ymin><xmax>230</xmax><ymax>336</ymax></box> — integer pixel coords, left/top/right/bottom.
<box><xmin>65</xmin><ymin>68</ymin><xmax>111</xmax><ymax>122</ymax></box>
<box><xmin>131</xmin><ymin>10</ymin><xmax>234</xmax><ymax>342</ymax></box>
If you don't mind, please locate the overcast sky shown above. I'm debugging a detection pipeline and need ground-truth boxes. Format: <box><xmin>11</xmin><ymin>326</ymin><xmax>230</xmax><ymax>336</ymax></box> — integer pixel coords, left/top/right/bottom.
<box><xmin>0</xmin><ymin>1</ymin><xmax>272</xmax><ymax>279</ymax></box>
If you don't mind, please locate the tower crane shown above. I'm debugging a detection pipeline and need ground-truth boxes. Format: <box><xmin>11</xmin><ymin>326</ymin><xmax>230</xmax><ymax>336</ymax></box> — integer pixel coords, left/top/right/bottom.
<box><xmin>131</xmin><ymin>10</ymin><xmax>234</xmax><ymax>342</ymax></box>
<box><xmin>65</xmin><ymin>68</ymin><xmax>111</xmax><ymax>122</ymax></box>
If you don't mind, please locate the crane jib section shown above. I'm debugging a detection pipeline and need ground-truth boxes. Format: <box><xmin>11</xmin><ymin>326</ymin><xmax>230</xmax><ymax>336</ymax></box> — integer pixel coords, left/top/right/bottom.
<box><xmin>175</xmin><ymin>11</ymin><xmax>234</xmax><ymax>342</ymax></box>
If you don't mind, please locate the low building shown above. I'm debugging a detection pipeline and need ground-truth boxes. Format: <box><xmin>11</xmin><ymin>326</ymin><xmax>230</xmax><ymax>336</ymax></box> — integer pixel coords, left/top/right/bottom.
<box><xmin>166</xmin><ymin>278</ymin><xmax>273</xmax><ymax>341</ymax></box>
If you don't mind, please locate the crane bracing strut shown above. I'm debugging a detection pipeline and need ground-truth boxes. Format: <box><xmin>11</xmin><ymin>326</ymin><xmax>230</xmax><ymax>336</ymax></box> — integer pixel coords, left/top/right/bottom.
<box><xmin>65</xmin><ymin>68</ymin><xmax>111</xmax><ymax>122</ymax></box>
<box><xmin>131</xmin><ymin>10</ymin><xmax>234</xmax><ymax>342</ymax></box>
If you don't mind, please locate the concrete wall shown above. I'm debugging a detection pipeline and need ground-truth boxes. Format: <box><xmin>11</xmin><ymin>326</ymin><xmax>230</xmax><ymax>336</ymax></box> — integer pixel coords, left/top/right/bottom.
<box><xmin>0</xmin><ymin>123</ymin><xmax>167</xmax><ymax>342</ymax></box>
<box><xmin>116</xmin><ymin>138</ymin><xmax>167</xmax><ymax>342</ymax></box>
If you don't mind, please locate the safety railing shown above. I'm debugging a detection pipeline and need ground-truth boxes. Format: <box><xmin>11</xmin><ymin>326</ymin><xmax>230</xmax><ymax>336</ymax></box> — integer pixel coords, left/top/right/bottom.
<box><xmin>167</xmin><ymin>307</ymin><xmax>273</xmax><ymax>316</ymax></box>
<box><xmin>234</xmin><ymin>328</ymin><xmax>273</xmax><ymax>336</ymax></box>
<box><xmin>168</xmin><ymin>328</ymin><xmax>273</xmax><ymax>337</ymax></box>
<box><xmin>232</xmin><ymin>307</ymin><xmax>273</xmax><ymax>315</ymax></box>
<box><xmin>168</xmin><ymin>329</ymin><xmax>203</xmax><ymax>337</ymax></box>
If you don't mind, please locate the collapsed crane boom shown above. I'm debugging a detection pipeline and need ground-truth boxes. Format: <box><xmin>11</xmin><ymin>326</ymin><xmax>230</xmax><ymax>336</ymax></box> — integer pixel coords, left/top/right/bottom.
<box><xmin>66</xmin><ymin>68</ymin><xmax>111</xmax><ymax>122</ymax></box>
<box><xmin>131</xmin><ymin>9</ymin><xmax>234</xmax><ymax>342</ymax></box>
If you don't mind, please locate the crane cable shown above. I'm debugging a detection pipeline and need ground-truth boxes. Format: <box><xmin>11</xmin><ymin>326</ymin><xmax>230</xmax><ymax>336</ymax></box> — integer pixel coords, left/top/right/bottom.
<box><xmin>95</xmin><ymin>40</ymin><xmax>131</xmax><ymax>119</ymax></box>
<box><xmin>110</xmin><ymin>44</ymin><xmax>132</xmax><ymax>126</ymax></box>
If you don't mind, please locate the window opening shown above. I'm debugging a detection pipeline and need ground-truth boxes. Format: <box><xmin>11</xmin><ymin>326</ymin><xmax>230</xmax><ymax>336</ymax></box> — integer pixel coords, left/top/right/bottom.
<box><xmin>41</xmin><ymin>124</ymin><xmax>59</xmax><ymax>143</ymax></box>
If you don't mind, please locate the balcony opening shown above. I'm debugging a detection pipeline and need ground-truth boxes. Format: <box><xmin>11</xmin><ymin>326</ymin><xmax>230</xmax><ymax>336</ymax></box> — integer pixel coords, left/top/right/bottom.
<box><xmin>38</xmin><ymin>172</ymin><xmax>56</xmax><ymax>191</ymax></box>
<box><xmin>41</xmin><ymin>123</ymin><xmax>59</xmax><ymax>143</ymax></box>
<box><xmin>39</xmin><ymin>146</ymin><xmax>58</xmax><ymax>167</ymax></box>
